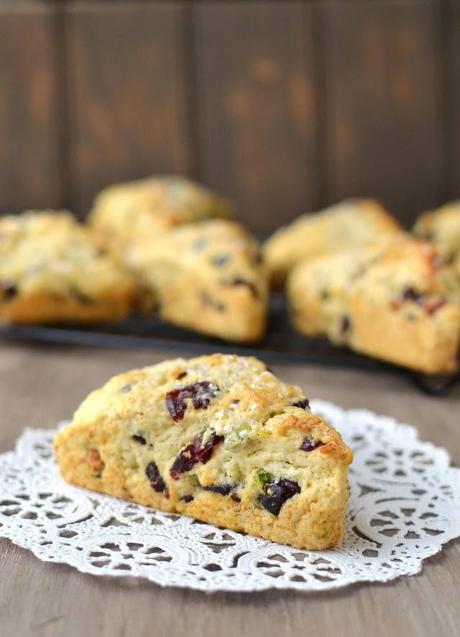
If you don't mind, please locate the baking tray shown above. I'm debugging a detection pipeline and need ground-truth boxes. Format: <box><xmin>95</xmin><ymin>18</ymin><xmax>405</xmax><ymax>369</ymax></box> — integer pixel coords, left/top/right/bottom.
<box><xmin>0</xmin><ymin>293</ymin><xmax>458</xmax><ymax>396</ymax></box>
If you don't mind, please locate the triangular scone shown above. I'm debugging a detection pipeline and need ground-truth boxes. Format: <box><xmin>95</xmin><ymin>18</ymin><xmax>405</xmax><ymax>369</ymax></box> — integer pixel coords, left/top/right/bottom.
<box><xmin>0</xmin><ymin>211</ymin><xmax>134</xmax><ymax>324</ymax></box>
<box><xmin>288</xmin><ymin>236</ymin><xmax>460</xmax><ymax>373</ymax></box>
<box><xmin>263</xmin><ymin>199</ymin><xmax>402</xmax><ymax>287</ymax></box>
<box><xmin>89</xmin><ymin>176</ymin><xmax>232</xmax><ymax>268</ymax></box>
<box><xmin>413</xmin><ymin>201</ymin><xmax>460</xmax><ymax>262</ymax></box>
<box><xmin>134</xmin><ymin>220</ymin><xmax>268</xmax><ymax>342</ymax></box>
<box><xmin>54</xmin><ymin>354</ymin><xmax>352</xmax><ymax>550</ymax></box>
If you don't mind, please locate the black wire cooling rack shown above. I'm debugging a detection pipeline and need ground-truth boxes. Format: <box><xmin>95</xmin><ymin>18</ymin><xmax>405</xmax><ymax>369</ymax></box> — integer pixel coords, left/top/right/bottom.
<box><xmin>0</xmin><ymin>293</ymin><xmax>458</xmax><ymax>396</ymax></box>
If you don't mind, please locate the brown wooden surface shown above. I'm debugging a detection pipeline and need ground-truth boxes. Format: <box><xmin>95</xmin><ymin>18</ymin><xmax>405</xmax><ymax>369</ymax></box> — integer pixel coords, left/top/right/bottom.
<box><xmin>0</xmin><ymin>2</ymin><xmax>61</xmax><ymax>213</ymax></box>
<box><xmin>0</xmin><ymin>341</ymin><xmax>459</xmax><ymax>637</ymax></box>
<box><xmin>193</xmin><ymin>1</ymin><xmax>319</xmax><ymax>231</ymax></box>
<box><xmin>65</xmin><ymin>1</ymin><xmax>191</xmax><ymax>215</ymax></box>
<box><xmin>446</xmin><ymin>0</ymin><xmax>460</xmax><ymax>201</ymax></box>
<box><xmin>319</xmin><ymin>1</ymin><xmax>444</xmax><ymax>225</ymax></box>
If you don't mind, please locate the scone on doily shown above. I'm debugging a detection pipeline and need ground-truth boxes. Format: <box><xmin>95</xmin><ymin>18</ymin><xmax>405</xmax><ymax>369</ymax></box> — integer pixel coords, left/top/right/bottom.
<box><xmin>54</xmin><ymin>354</ymin><xmax>352</xmax><ymax>550</ymax></box>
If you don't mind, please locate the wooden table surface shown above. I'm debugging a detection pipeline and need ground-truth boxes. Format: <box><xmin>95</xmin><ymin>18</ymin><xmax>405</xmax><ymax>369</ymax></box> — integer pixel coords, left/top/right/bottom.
<box><xmin>0</xmin><ymin>341</ymin><xmax>459</xmax><ymax>637</ymax></box>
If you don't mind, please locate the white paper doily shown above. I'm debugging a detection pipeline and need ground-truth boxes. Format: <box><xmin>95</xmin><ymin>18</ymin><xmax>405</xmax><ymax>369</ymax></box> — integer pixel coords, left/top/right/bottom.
<box><xmin>1</xmin><ymin>399</ymin><xmax>459</xmax><ymax>593</ymax></box>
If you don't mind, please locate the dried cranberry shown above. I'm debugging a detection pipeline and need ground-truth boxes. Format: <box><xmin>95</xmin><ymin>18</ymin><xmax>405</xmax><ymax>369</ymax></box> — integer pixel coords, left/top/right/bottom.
<box><xmin>400</xmin><ymin>287</ymin><xmax>446</xmax><ymax>316</ymax></box>
<box><xmin>145</xmin><ymin>462</ymin><xmax>169</xmax><ymax>498</ymax></box>
<box><xmin>132</xmin><ymin>434</ymin><xmax>146</xmax><ymax>445</ymax></box>
<box><xmin>202</xmin><ymin>483</ymin><xmax>235</xmax><ymax>496</ymax></box>
<box><xmin>259</xmin><ymin>478</ymin><xmax>300</xmax><ymax>516</ymax></box>
<box><xmin>166</xmin><ymin>381</ymin><xmax>219</xmax><ymax>422</ymax></box>
<box><xmin>300</xmin><ymin>438</ymin><xmax>325</xmax><ymax>452</ymax></box>
<box><xmin>170</xmin><ymin>431</ymin><xmax>223</xmax><ymax>479</ymax></box>
<box><xmin>340</xmin><ymin>315</ymin><xmax>351</xmax><ymax>334</ymax></box>
<box><xmin>1</xmin><ymin>280</ymin><xmax>18</xmax><ymax>300</ymax></box>
<box><xmin>402</xmin><ymin>287</ymin><xmax>422</xmax><ymax>303</ymax></box>
<box><xmin>292</xmin><ymin>399</ymin><xmax>310</xmax><ymax>410</ymax></box>
<box><xmin>424</xmin><ymin>298</ymin><xmax>447</xmax><ymax>315</ymax></box>
<box><xmin>228</xmin><ymin>277</ymin><xmax>259</xmax><ymax>299</ymax></box>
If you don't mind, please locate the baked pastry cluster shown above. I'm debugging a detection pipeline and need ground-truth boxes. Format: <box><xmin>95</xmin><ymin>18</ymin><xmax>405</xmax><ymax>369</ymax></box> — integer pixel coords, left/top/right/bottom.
<box><xmin>0</xmin><ymin>211</ymin><xmax>134</xmax><ymax>324</ymax></box>
<box><xmin>87</xmin><ymin>176</ymin><xmax>267</xmax><ymax>342</ymax></box>
<box><xmin>0</xmin><ymin>177</ymin><xmax>268</xmax><ymax>342</ymax></box>
<box><xmin>134</xmin><ymin>219</ymin><xmax>268</xmax><ymax>342</ymax></box>
<box><xmin>288</xmin><ymin>236</ymin><xmax>460</xmax><ymax>374</ymax></box>
<box><xmin>263</xmin><ymin>199</ymin><xmax>402</xmax><ymax>287</ymax></box>
<box><xmin>54</xmin><ymin>354</ymin><xmax>353</xmax><ymax>550</ymax></box>
<box><xmin>1</xmin><ymin>177</ymin><xmax>459</xmax><ymax>370</ymax></box>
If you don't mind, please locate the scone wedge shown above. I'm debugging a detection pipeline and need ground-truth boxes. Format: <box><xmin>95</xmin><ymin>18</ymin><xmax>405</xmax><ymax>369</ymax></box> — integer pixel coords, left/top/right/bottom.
<box><xmin>288</xmin><ymin>236</ymin><xmax>460</xmax><ymax>374</ymax></box>
<box><xmin>133</xmin><ymin>220</ymin><xmax>268</xmax><ymax>342</ymax></box>
<box><xmin>54</xmin><ymin>354</ymin><xmax>353</xmax><ymax>550</ymax></box>
<box><xmin>264</xmin><ymin>199</ymin><xmax>402</xmax><ymax>287</ymax></box>
<box><xmin>0</xmin><ymin>211</ymin><xmax>134</xmax><ymax>324</ymax></box>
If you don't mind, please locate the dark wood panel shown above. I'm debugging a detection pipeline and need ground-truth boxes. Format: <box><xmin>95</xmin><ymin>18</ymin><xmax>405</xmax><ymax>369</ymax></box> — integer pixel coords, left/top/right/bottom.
<box><xmin>66</xmin><ymin>1</ymin><xmax>191</xmax><ymax>216</ymax></box>
<box><xmin>0</xmin><ymin>2</ymin><xmax>61</xmax><ymax>213</ymax></box>
<box><xmin>446</xmin><ymin>0</ymin><xmax>460</xmax><ymax>200</ymax></box>
<box><xmin>193</xmin><ymin>1</ymin><xmax>318</xmax><ymax>232</ymax></box>
<box><xmin>320</xmin><ymin>1</ymin><xmax>443</xmax><ymax>226</ymax></box>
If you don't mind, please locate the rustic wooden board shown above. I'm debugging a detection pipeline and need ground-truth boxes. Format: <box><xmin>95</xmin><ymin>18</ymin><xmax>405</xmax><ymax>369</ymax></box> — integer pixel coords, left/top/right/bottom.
<box><xmin>319</xmin><ymin>0</ymin><xmax>444</xmax><ymax>226</ymax></box>
<box><xmin>65</xmin><ymin>1</ymin><xmax>191</xmax><ymax>216</ymax></box>
<box><xmin>445</xmin><ymin>0</ymin><xmax>460</xmax><ymax>201</ymax></box>
<box><xmin>0</xmin><ymin>2</ymin><xmax>61</xmax><ymax>213</ymax></box>
<box><xmin>193</xmin><ymin>1</ymin><xmax>319</xmax><ymax>232</ymax></box>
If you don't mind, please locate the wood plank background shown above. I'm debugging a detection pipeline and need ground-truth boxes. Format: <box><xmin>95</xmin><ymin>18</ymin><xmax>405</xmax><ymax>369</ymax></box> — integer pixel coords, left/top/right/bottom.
<box><xmin>0</xmin><ymin>0</ymin><xmax>458</xmax><ymax>230</ymax></box>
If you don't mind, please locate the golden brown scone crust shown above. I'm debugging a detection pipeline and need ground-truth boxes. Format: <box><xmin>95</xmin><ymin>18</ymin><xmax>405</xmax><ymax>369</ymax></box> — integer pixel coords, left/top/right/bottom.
<box><xmin>413</xmin><ymin>201</ymin><xmax>460</xmax><ymax>262</ymax></box>
<box><xmin>264</xmin><ymin>199</ymin><xmax>402</xmax><ymax>287</ymax></box>
<box><xmin>0</xmin><ymin>211</ymin><xmax>134</xmax><ymax>324</ymax></box>
<box><xmin>133</xmin><ymin>219</ymin><xmax>268</xmax><ymax>342</ymax></box>
<box><xmin>89</xmin><ymin>175</ymin><xmax>232</xmax><ymax>267</ymax></box>
<box><xmin>288</xmin><ymin>236</ymin><xmax>460</xmax><ymax>374</ymax></box>
<box><xmin>54</xmin><ymin>354</ymin><xmax>352</xmax><ymax>550</ymax></box>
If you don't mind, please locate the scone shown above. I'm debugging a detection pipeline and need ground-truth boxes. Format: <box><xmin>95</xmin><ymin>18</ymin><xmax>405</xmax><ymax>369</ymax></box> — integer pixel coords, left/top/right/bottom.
<box><xmin>134</xmin><ymin>219</ymin><xmax>268</xmax><ymax>342</ymax></box>
<box><xmin>413</xmin><ymin>201</ymin><xmax>460</xmax><ymax>262</ymax></box>
<box><xmin>89</xmin><ymin>175</ymin><xmax>232</xmax><ymax>268</ymax></box>
<box><xmin>288</xmin><ymin>236</ymin><xmax>460</xmax><ymax>374</ymax></box>
<box><xmin>0</xmin><ymin>211</ymin><xmax>134</xmax><ymax>324</ymax></box>
<box><xmin>264</xmin><ymin>199</ymin><xmax>402</xmax><ymax>287</ymax></box>
<box><xmin>54</xmin><ymin>354</ymin><xmax>353</xmax><ymax>550</ymax></box>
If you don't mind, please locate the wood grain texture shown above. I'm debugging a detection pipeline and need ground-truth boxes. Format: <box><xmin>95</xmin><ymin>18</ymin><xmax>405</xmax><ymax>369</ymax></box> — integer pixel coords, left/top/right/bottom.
<box><xmin>0</xmin><ymin>342</ymin><xmax>459</xmax><ymax>637</ymax></box>
<box><xmin>319</xmin><ymin>0</ymin><xmax>444</xmax><ymax>226</ymax></box>
<box><xmin>193</xmin><ymin>1</ymin><xmax>318</xmax><ymax>232</ymax></box>
<box><xmin>445</xmin><ymin>0</ymin><xmax>460</xmax><ymax>201</ymax></box>
<box><xmin>65</xmin><ymin>1</ymin><xmax>191</xmax><ymax>216</ymax></box>
<box><xmin>0</xmin><ymin>2</ymin><xmax>61</xmax><ymax>213</ymax></box>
